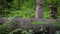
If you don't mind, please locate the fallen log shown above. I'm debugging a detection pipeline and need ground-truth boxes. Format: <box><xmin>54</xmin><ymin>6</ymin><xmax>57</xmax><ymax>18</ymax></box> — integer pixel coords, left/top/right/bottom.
<box><xmin>0</xmin><ymin>18</ymin><xmax>60</xmax><ymax>34</ymax></box>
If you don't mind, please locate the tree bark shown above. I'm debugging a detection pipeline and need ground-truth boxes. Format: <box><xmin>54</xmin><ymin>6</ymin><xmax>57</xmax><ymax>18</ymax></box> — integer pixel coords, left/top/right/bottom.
<box><xmin>49</xmin><ymin>2</ymin><xmax>57</xmax><ymax>19</ymax></box>
<box><xmin>49</xmin><ymin>3</ymin><xmax>57</xmax><ymax>34</ymax></box>
<box><xmin>35</xmin><ymin>0</ymin><xmax>44</xmax><ymax>19</ymax></box>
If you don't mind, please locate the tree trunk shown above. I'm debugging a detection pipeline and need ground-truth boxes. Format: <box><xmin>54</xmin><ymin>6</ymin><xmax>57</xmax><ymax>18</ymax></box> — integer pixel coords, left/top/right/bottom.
<box><xmin>49</xmin><ymin>3</ymin><xmax>57</xmax><ymax>34</ymax></box>
<box><xmin>35</xmin><ymin>0</ymin><xmax>44</xmax><ymax>19</ymax></box>
<box><xmin>49</xmin><ymin>2</ymin><xmax>57</xmax><ymax>19</ymax></box>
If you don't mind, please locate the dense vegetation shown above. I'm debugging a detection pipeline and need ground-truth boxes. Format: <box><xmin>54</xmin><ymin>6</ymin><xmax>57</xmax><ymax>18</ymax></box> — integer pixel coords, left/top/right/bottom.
<box><xmin>0</xmin><ymin>0</ymin><xmax>60</xmax><ymax>18</ymax></box>
<box><xmin>0</xmin><ymin>0</ymin><xmax>60</xmax><ymax>34</ymax></box>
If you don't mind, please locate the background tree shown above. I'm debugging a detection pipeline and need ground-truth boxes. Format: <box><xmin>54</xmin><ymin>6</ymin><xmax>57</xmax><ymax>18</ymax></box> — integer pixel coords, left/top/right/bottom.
<box><xmin>49</xmin><ymin>2</ymin><xmax>57</xmax><ymax>19</ymax></box>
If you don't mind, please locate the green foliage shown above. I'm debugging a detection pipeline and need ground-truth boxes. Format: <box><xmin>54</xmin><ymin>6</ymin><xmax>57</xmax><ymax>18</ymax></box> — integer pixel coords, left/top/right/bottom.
<box><xmin>54</xmin><ymin>21</ymin><xmax>60</xmax><ymax>27</ymax></box>
<box><xmin>7</xmin><ymin>0</ymin><xmax>35</xmax><ymax>18</ymax></box>
<box><xmin>32</xmin><ymin>21</ymin><xmax>48</xmax><ymax>25</ymax></box>
<box><xmin>55</xmin><ymin>31</ymin><xmax>60</xmax><ymax>34</ymax></box>
<box><xmin>44</xmin><ymin>5</ymin><xmax>51</xmax><ymax>18</ymax></box>
<box><xmin>8</xmin><ymin>29</ymin><xmax>33</xmax><ymax>34</ymax></box>
<box><xmin>0</xmin><ymin>0</ymin><xmax>60</xmax><ymax>18</ymax></box>
<box><xmin>0</xmin><ymin>22</ymin><xmax>11</xmax><ymax>34</ymax></box>
<box><xmin>44</xmin><ymin>0</ymin><xmax>60</xmax><ymax>18</ymax></box>
<box><xmin>45</xmin><ymin>0</ymin><xmax>59</xmax><ymax>3</ymax></box>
